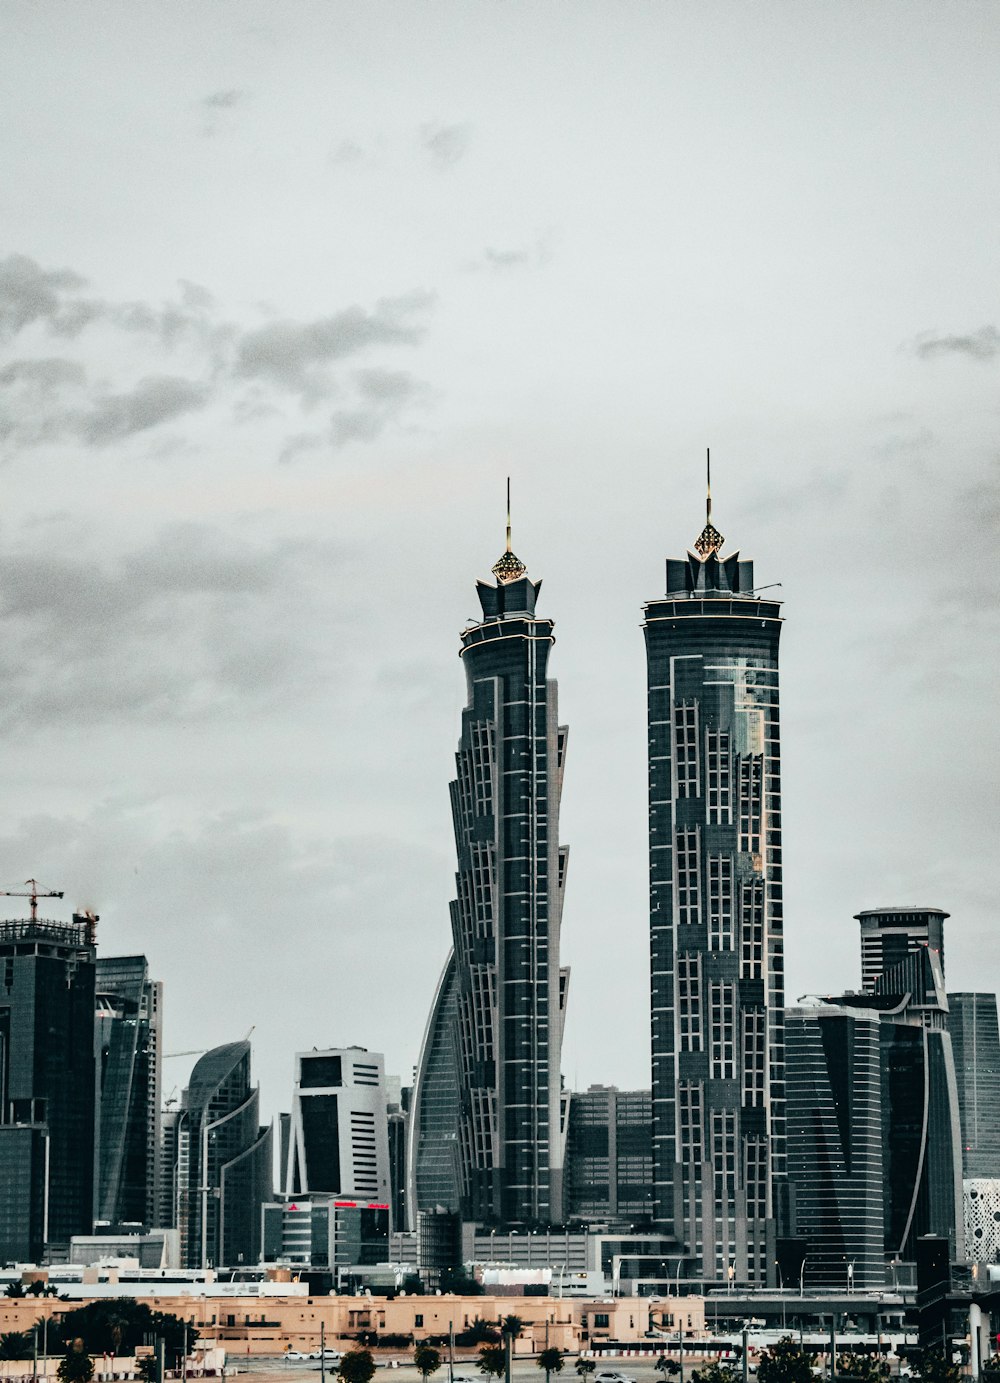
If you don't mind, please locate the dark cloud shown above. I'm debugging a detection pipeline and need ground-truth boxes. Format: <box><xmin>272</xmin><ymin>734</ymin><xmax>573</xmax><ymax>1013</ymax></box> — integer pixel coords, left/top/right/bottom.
<box><xmin>328</xmin><ymin>368</ymin><xmax>426</xmax><ymax>448</ymax></box>
<box><xmin>914</xmin><ymin>325</ymin><xmax>1000</xmax><ymax>361</ymax></box>
<box><xmin>235</xmin><ymin>292</ymin><xmax>433</xmax><ymax>397</ymax></box>
<box><xmin>80</xmin><ymin>375</ymin><xmax>210</xmax><ymax>445</ymax></box>
<box><xmin>0</xmin><ymin>524</ymin><xmax>336</xmax><ymax>729</ymax></box>
<box><xmin>420</xmin><ymin>121</ymin><xmax>471</xmax><ymax>168</ymax></box>
<box><xmin>0</xmin><ymin>357</ymin><xmax>86</xmax><ymax>392</ymax></box>
<box><xmin>0</xmin><ymin>253</ymin><xmax>88</xmax><ymax>340</ymax></box>
<box><xmin>202</xmin><ymin>89</ymin><xmax>248</xmax><ymax>110</ymax></box>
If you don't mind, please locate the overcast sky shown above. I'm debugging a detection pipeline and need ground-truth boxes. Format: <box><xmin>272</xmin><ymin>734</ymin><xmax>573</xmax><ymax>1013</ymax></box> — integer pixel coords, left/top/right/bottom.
<box><xmin>1</xmin><ymin>2</ymin><xmax>997</xmax><ymax>1120</ymax></box>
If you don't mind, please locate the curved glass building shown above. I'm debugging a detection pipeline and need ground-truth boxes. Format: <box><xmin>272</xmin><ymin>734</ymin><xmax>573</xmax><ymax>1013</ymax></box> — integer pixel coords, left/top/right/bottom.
<box><xmin>175</xmin><ymin>1040</ymin><xmax>272</xmax><ymax>1268</ymax></box>
<box><xmin>408</xmin><ymin>950</ymin><xmax>462</xmax><ymax>1225</ymax></box>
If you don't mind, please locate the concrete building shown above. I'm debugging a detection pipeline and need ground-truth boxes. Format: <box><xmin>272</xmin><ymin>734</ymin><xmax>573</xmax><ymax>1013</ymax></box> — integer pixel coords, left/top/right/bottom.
<box><xmin>174</xmin><ymin>1041</ymin><xmax>272</xmax><ymax>1269</ymax></box>
<box><xmin>0</xmin><ymin>907</ymin><xmax>98</xmax><ymax>1262</ymax></box>
<box><xmin>643</xmin><ymin>470</ymin><xmax>786</xmax><ymax>1284</ymax></box>
<box><xmin>282</xmin><ymin>1047</ymin><xmax>391</xmax><ymax>1206</ymax></box>
<box><xmin>94</xmin><ymin>954</ymin><xmax>162</xmax><ymax>1227</ymax></box>
<box><xmin>443</xmin><ymin>504</ymin><xmax>570</xmax><ymax>1224</ymax></box>
<box><xmin>856</xmin><ymin>906</ymin><xmax>948</xmax><ymax>994</ymax></box>
<box><xmin>566</xmin><ymin>1085</ymin><xmax>654</xmax><ymax>1225</ymax></box>
<box><xmin>785</xmin><ymin>1004</ymin><xmax>885</xmax><ymax>1290</ymax></box>
<box><xmin>947</xmin><ymin>993</ymin><xmax>1000</xmax><ymax>1179</ymax></box>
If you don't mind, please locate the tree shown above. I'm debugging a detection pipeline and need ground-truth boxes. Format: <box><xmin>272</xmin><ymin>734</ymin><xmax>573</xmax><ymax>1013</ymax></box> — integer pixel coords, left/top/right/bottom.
<box><xmin>458</xmin><ymin>1320</ymin><xmax>500</xmax><ymax>1347</ymax></box>
<box><xmin>0</xmin><ymin>1333</ymin><xmax>31</xmax><ymax>1361</ymax></box>
<box><xmin>576</xmin><ymin>1362</ymin><xmax>596</xmax><ymax>1381</ymax></box>
<box><xmin>501</xmin><ymin>1317</ymin><xmax>524</xmax><ymax>1341</ymax></box>
<box><xmin>479</xmin><ymin>1345</ymin><xmax>507</xmax><ymax>1379</ymax></box>
<box><xmin>3</xmin><ymin>1283</ymin><xmax>25</xmax><ymax>1299</ymax></box>
<box><xmin>136</xmin><ymin>1358</ymin><xmax>159</xmax><ymax>1383</ymax></box>
<box><xmin>440</xmin><ymin>1266</ymin><xmax>484</xmax><ymax>1296</ymax></box>
<box><xmin>757</xmin><ymin>1337</ymin><xmax>814</xmax><ymax>1383</ymax></box>
<box><xmin>415</xmin><ymin>1346</ymin><xmax>442</xmax><ymax>1380</ymax></box>
<box><xmin>913</xmin><ymin>1351</ymin><xmax>960</xmax><ymax>1383</ymax></box>
<box><xmin>58</xmin><ymin>1300</ymin><xmax>195</xmax><ymax>1368</ymax></box>
<box><xmin>655</xmin><ymin>1359</ymin><xmax>680</xmax><ymax>1380</ymax></box>
<box><xmin>338</xmin><ymin>1350</ymin><xmax>377</xmax><ymax>1383</ymax></box>
<box><xmin>538</xmin><ymin>1347</ymin><xmax>564</xmax><ymax>1383</ymax></box>
<box><xmin>838</xmin><ymin>1356</ymin><xmax>888</xmax><ymax>1383</ymax></box>
<box><xmin>57</xmin><ymin>1348</ymin><xmax>95</xmax><ymax>1383</ymax></box>
<box><xmin>691</xmin><ymin>1366</ymin><xmax>738</xmax><ymax>1383</ymax></box>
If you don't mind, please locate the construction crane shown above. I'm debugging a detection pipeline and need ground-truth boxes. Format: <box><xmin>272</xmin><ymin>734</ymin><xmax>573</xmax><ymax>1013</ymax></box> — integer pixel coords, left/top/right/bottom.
<box><xmin>164</xmin><ymin>1024</ymin><xmax>256</xmax><ymax>1059</ymax></box>
<box><xmin>0</xmin><ymin>878</ymin><xmax>64</xmax><ymax>921</ymax></box>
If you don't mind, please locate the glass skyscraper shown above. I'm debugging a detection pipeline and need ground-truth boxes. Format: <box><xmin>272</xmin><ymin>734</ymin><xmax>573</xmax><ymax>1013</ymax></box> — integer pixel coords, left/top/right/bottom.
<box><xmin>94</xmin><ymin>954</ymin><xmax>162</xmax><ymax>1226</ymax></box>
<box><xmin>445</xmin><ymin>514</ymin><xmax>569</xmax><ymax>1225</ymax></box>
<box><xmin>946</xmin><ymin>992</ymin><xmax>1000</xmax><ymax>1179</ymax></box>
<box><xmin>643</xmin><ymin>483</ymin><xmax>785</xmax><ymax>1284</ymax></box>
<box><xmin>785</xmin><ymin>1004</ymin><xmax>885</xmax><ymax>1290</ymax></box>
<box><xmin>174</xmin><ymin>1040</ymin><xmax>272</xmax><ymax>1268</ymax></box>
<box><xmin>408</xmin><ymin>950</ymin><xmax>462</xmax><ymax>1224</ymax></box>
<box><xmin>0</xmin><ymin>910</ymin><xmax>97</xmax><ymax>1262</ymax></box>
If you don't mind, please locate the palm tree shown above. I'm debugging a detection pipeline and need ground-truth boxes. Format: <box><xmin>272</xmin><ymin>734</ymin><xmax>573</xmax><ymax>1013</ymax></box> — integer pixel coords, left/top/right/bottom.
<box><xmin>576</xmin><ymin>1362</ymin><xmax>596</xmax><ymax>1382</ymax></box>
<box><xmin>0</xmin><ymin>1333</ymin><xmax>31</xmax><ymax>1361</ymax></box>
<box><xmin>538</xmin><ymin>1348</ymin><xmax>564</xmax><ymax>1383</ymax></box>
<box><xmin>479</xmin><ymin>1346</ymin><xmax>506</xmax><ymax>1379</ymax></box>
<box><xmin>501</xmin><ymin>1317</ymin><xmax>524</xmax><ymax>1341</ymax></box>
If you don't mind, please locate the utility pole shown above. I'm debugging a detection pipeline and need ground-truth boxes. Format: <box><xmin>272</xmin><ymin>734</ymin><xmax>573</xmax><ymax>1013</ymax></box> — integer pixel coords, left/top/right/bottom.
<box><xmin>742</xmin><ymin>1325</ymin><xmax>748</xmax><ymax>1383</ymax></box>
<box><xmin>449</xmin><ymin>1322</ymin><xmax>455</xmax><ymax>1383</ymax></box>
<box><xmin>321</xmin><ymin>1321</ymin><xmax>326</xmax><ymax>1383</ymax></box>
<box><xmin>32</xmin><ymin>1324</ymin><xmax>38</xmax><ymax>1383</ymax></box>
<box><xmin>829</xmin><ymin>1318</ymin><xmax>837</xmax><ymax>1382</ymax></box>
<box><xmin>156</xmin><ymin>1337</ymin><xmax>165</xmax><ymax>1383</ymax></box>
<box><xmin>505</xmin><ymin>1331</ymin><xmax>512</xmax><ymax>1383</ymax></box>
<box><xmin>182</xmin><ymin>1323</ymin><xmax>188</xmax><ymax>1383</ymax></box>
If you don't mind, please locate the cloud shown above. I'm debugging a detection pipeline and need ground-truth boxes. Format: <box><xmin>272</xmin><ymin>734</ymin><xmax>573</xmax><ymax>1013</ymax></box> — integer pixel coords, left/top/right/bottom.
<box><xmin>235</xmin><ymin>292</ymin><xmax>433</xmax><ymax>397</ymax></box>
<box><xmin>466</xmin><ymin>235</ymin><xmax>555</xmax><ymax>273</ymax></box>
<box><xmin>420</xmin><ymin>121</ymin><xmax>471</xmax><ymax>168</ymax></box>
<box><xmin>0</xmin><ymin>253</ymin><xmax>88</xmax><ymax>340</ymax></box>
<box><xmin>0</xmin><ymin>523</ymin><xmax>337</xmax><ymax>729</ymax></box>
<box><xmin>202</xmin><ymin>89</ymin><xmax>248</xmax><ymax>111</ymax></box>
<box><xmin>80</xmin><ymin>375</ymin><xmax>211</xmax><ymax>445</ymax></box>
<box><xmin>0</xmin><ymin>254</ymin><xmax>435</xmax><ymax>456</ymax></box>
<box><xmin>913</xmin><ymin>325</ymin><xmax>1000</xmax><ymax>361</ymax></box>
<box><xmin>330</xmin><ymin>139</ymin><xmax>366</xmax><ymax>166</ymax></box>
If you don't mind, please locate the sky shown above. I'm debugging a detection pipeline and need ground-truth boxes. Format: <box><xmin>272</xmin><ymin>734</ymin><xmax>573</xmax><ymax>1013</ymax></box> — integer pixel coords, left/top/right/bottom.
<box><xmin>0</xmin><ymin>1</ymin><xmax>997</xmax><ymax>1121</ymax></box>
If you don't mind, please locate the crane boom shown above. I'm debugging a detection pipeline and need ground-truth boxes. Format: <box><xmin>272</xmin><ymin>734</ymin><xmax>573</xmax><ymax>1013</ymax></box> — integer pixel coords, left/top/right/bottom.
<box><xmin>0</xmin><ymin>878</ymin><xmax>64</xmax><ymax>922</ymax></box>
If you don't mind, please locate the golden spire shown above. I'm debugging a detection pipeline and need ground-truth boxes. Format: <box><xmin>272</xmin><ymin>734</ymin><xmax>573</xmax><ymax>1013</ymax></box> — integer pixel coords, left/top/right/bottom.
<box><xmin>693</xmin><ymin>447</ymin><xmax>725</xmax><ymax>558</ymax></box>
<box><xmin>491</xmin><ymin>476</ymin><xmax>527</xmax><ymax>583</ymax></box>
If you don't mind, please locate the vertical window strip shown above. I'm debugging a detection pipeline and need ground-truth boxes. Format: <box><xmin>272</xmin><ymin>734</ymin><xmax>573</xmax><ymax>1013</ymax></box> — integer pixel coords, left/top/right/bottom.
<box><xmin>673</xmin><ymin>700</ymin><xmax>700</xmax><ymax>798</ymax></box>
<box><xmin>676</xmin><ymin>827</ymin><xmax>702</xmax><ymax>927</ymax></box>
<box><xmin>740</xmin><ymin>879</ymin><xmax>765</xmax><ymax>980</ymax></box>
<box><xmin>707</xmin><ymin>855</ymin><xmax>734</xmax><ymax>950</ymax></box>
<box><xmin>677</xmin><ymin>952</ymin><xmax>703</xmax><ymax>1052</ymax></box>
<box><xmin>705</xmin><ymin>728</ymin><xmax>732</xmax><ymax>824</ymax></box>
<box><xmin>709</xmin><ymin>981</ymin><xmax>737</xmax><ymax>1078</ymax></box>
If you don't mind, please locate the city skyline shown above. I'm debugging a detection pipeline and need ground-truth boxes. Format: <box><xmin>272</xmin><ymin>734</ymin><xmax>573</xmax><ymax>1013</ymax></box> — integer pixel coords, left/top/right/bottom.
<box><xmin>0</xmin><ymin>3</ymin><xmax>997</xmax><ymax>1123</ymax></box>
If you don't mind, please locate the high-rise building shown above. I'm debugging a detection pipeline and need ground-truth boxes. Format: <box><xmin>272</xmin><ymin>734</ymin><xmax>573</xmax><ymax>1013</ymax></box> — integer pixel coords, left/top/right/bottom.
<box><xmin>174</xmin><ymin>1040</ymin><xmax>272</xmax><ymax>1268</ymax></box>
<box><xmin>856</xmin><ymin>907</ymin><xmax>948</xmax><ymax>993</ymax></box>
<box><xmin>785</xmin><ymin>1004</ymin><xmax>885</xmax><ymax>1290</ymax></box>
<box><xmin>946</xmin><ymin>993</ymin><xmax>1000</xmax><ymax>1179</ymax></box>
<box><xmin>446</xmin><ymin>509</ymin><xmax>570</xmax><ymax>1225</ymax></box>
<box><xmin>408</xmin><ymin>951</ymin><xmax>462</xmax><ymax>1225</ymax></box>
<box><xmin>812</xmin><ymin>941</ymin><xmax>966</xmax><ymax>1266</ymax></box>
<box><xmin>94</xmin><ymin>954</ymin><xmax>162</xmax><ymax>1226</ymax></box>
<box><xmin>282</xmin><ymin>1047</ymin><xmax>391</xmax><ymax>1207</ymax></box>
<box><xmin>566</xmin><ymin>1086</ymin><xmax>654</xmax><ymax>1226</ymax></box>
<box><xmin>643</xmin><ymin>473</ymin><xmax>785</xmax><ymax>1284</ymax></box>
<box><xmin>0</xmin><ymin>908</ymin><xmax>97</xmax><ymax>1262</ymax></box>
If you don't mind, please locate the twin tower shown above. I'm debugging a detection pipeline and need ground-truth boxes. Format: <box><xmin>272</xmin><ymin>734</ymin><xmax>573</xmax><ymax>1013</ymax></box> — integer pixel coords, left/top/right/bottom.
<box><xmin>410</xmin><ymin>478</ymin><xmax>785</xmax><ymax>1287</ymax></box>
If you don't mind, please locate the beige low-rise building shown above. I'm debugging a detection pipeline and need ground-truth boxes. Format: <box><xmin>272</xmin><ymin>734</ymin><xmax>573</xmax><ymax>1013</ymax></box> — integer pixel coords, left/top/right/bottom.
<box><xmin>0</xmin><ymin>1292</ymin><xmax>706</xmax><ymax>1357</ymax></box>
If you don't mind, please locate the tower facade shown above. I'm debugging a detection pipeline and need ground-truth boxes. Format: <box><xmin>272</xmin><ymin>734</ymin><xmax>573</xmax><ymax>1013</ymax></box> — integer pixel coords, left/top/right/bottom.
<box><xmin>0</xmin><ymin>909</ymin><xmax>97</xmax><ymax>1261</ymax></box>
<box><xmin>856</xmin><ymin>906</ymin><xmax>948</xmax><ymax>993</ymax></box>
<box><xmin>94</xmin><ymin>954</ymin><xmax>162</xmax><ymax>1226</ymax></box>
<box><xmin>282</xmin><ymin>1046</ymin><xmax>391</xmax><ymax>1207</ymax></box>
<box><xmin>643</xmin><ymin>478</ymin><xmax>785</xmax><ymax>1283</ymax></box>
<box><xmin>946</xmin><ymin>992</ymin><xmax>1000</xmax><ymax>1179</ymax></box>
<box><xmin>447</xmin><ymin>515</ymin><xmax>569</xmax><ymax>1225</ymax></box>
<box><xmin>408</xmin><ymin>950</ymin><xmax>462</xmax><ymax>1226</ymax></box>
<box><xmin>174</xmin><ymin>1040</ymin><xmax>272</xmax><ymax>1268</ymax></box>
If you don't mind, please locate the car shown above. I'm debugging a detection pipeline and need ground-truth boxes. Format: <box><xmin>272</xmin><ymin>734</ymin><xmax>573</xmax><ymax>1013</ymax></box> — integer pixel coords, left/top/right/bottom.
<box><xmin>284</xmin><ymin>1352</ymin><xmax>316</xmax><ymax>1363</ymax></box>
<box><xmin>595</xmin><ymin>1373</ymin><xmax>637</xmax><ymax>1383</ymax></box>
<box><xmin>452</xmin><ymin>1375</ymin><xmax>481</xmax><ymax>1382</ymax></box>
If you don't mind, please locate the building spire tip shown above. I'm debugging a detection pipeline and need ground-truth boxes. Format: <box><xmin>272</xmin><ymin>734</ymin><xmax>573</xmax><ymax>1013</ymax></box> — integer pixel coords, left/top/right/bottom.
<box><xmin>694</xmin><ymin>447</ymin><xmax>725</xmax><ymax>558</ymax></box>
<box><xmin>492</xmin><ymin>475</ymin><xmax>527</xmax><ymax>583</ymax></box>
